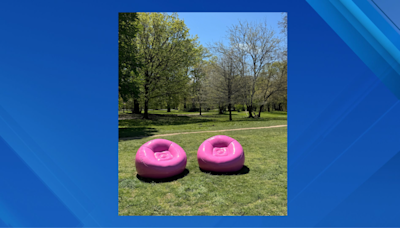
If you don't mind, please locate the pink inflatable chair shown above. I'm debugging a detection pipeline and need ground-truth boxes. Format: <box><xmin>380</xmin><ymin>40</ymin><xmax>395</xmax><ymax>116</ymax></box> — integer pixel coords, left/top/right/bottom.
<box><xmin>197</xmin><ymin>135</ymin><xmax>244</xmax><ymax>173</ymax></box>
<box><xmin>135</xmin><ymin>139</ymin><xmax>187</xmax><ymax>179</ymax></box>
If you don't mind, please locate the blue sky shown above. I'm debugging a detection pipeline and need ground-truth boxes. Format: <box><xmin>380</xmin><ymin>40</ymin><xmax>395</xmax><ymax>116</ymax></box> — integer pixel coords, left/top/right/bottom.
<box><xmin>174</xmin><ymin>13</ymin><xmax>286</xmax><ymax>47</ymax></box>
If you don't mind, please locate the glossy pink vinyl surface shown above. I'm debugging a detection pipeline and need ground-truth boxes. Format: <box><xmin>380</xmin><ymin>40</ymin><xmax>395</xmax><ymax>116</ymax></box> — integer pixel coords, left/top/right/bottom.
<box><xmin>197</xmin><ymin>135</ymin><xmax>244</xmax><ymax>172</ymax></box>
<box><xmin>135</xmin><ymin>139</ymin><xmax>187</xmax><ymax>179</ymax></box>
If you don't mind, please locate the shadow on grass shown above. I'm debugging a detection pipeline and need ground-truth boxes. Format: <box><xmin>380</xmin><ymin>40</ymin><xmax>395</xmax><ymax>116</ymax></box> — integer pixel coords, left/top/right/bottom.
<box><xmin>136</xmin><ymin>169</ymin><xmax>190</xmax><ymax>183</ymax></box>
<box><xmin>119</xmin><ymin>127</ymin><xmax>158</xmax><ymax>139</ymax></box>
<box><xmin>199</xmin><ymin>165</ymin><xmax>250</xmax><ymax>176</ymax></box>
<box><xmin>119</xmin><ymin>114</ymin><xmax>214</xmax><ymax>127</ymax></box>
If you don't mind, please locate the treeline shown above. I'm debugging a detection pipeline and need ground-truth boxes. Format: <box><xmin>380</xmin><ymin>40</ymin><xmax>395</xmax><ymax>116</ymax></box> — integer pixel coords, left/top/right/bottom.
<box><xmin>119</xmin><ymin>12</ymin><xmax>287</xmax><ymax>120</ymax></box>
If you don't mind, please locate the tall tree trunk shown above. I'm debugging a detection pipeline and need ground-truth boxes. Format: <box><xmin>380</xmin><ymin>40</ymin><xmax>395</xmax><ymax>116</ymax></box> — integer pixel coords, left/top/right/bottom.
<box><xmin>143</xmin><ymin>99</ymin><xmax>149</xmax><ymax>119</ymax></box>
<box><xmin>258</xmin><ymin>105</ymin><xmax>264</xmax><ymax>117</ymax></box>
<box><xmin>167</xmin><ymin>99</ymin><xmax>171</xmax><ymax>112</ymax></box>
<box><xmin>198</xmin><ymin>96</ymin><xmax>202</xmax><ymax>115</ymax></box>
<box><xmin>219</xmin><ymin>103</ymin><xmax>224</xmax><ymax>114</ymax></box>
<box><xmin>248</xmin><ymin>105</ymin><xmax>253</xmax><ymax>118</ymax></box>
<box><xmin>143</xmin><ymin>83</ymin><xmax>149</xmax><ymax>119</ymax></box>
<box><xmin>199</xmin><ymin>104</ymin><xmax>202</xmax><ymax>116</ymax></box>
<box><xmin>130</xmin><ymin>99</ymin><xmax>134</xmax><ymax>114</ymax></box>
<box><xmin>229</xmin><ymin>103</ymin><xmax>232</xmax><ymax>121</ymax></box>
<box><xmin>267</xmin><ymin>104</ymin><xmax>270</xmax><ymax>112</ymax></box>
<box><xmin>133</xmin><ymin>99</ymin><xmax>140</xmax><ymax>114</ymax></box>
<box><xmin>184</xmin><ymin>97</ymin><xmax>186</xmax><ymax>109</ymax></box>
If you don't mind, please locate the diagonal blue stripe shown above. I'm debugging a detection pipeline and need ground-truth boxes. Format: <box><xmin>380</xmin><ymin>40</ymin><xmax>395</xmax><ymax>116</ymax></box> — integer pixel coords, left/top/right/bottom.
<box><xmin>372</xmin><ymin>0</ymin><xmax>400</xmax><ymax>32</ymax></box>
<box><xmin>356</xmin><ymin>0</ymin><xmax>400</xmax><ymax>50</ymax></box>
<box><xmin>339</xmin><ymin>0</ymin><xmax>400</xmax><ymax>67</ymax></box>
<box><xmin>308</xmin><ymin>0</ymin><xmax>400</xmax><ymax>100</ymax></box>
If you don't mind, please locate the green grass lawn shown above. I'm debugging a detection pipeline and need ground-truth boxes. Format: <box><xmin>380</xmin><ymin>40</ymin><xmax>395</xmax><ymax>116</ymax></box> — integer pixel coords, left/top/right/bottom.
<box><xmin>118</xmin><ymin>110</ymin><xmax>287</xmax><ymax>215</ymax></box>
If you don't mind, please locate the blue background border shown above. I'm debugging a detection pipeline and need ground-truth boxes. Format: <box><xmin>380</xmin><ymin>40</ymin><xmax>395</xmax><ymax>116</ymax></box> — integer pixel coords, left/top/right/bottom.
<box><xmin>1</xmin><ymin>0</ymin><xmax>400</xmax><ymax>227</ymax></box>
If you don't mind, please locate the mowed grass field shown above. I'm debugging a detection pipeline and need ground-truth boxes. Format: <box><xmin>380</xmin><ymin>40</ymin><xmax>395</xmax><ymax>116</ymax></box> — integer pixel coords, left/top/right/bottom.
<box><xmin>118</xmin><ymin>110</ymin><xmax>287</xmax><ymax>215</ymax></box>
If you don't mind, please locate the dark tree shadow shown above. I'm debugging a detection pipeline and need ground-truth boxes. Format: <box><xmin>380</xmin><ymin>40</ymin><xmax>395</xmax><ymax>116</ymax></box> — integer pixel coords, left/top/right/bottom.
<box><xmin>136</xmin><ymin>169</ymin><xmax>189</xmax><ymax>183</ymax></box>
<box><xmin>199</xmin><ymin>165</ymin><xmax>250</xmax><ymax>176</ymax></box>
<box><xmin>119</xmin><ymin>127</ymin><xmax>158</xmax><ymax>140</ymax></box>
<box><xmin>119</xmin><ymin>114</ymin><xmax>213</xmax><ymax>127</ymax></box>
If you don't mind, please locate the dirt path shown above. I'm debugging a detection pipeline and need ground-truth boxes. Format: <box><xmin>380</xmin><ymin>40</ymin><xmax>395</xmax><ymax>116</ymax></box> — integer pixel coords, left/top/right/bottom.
<box><xmin>119</xmin><ymin>125</ymin><xmax>287</xmax><ymax>141</ymax></box>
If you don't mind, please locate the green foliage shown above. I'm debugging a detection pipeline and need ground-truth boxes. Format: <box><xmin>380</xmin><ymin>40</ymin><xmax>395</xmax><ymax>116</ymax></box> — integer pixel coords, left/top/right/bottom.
<box><xmin>135</xmin><ymin>13</ymin><xmax>205</xmax><ymax>117</ymax></box>
<box><xmin>118</xmin><ymin>95</ymin><xmax>124</xmax><ymax>110</ymax></box>
<box><xmin>119</xmin><ymin>13</ymin><xmax>142</xmax><ymax>101</ymax></box>
<box><xmin>235</xmin><ymin>104</ymin><xmax>245</xmax><ymax>111</ymax></box>
<box><xmin>253</xmin><ymin>60</ymin><xmax>287</xmax><ymax>114</ymax></box>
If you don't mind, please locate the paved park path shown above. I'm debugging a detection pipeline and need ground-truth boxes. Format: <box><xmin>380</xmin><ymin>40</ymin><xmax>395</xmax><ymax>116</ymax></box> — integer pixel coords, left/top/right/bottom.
<box><xmin>119</xmin><ymin>124</ymin><xmax>287</xmax><ymax>141</ymax></box>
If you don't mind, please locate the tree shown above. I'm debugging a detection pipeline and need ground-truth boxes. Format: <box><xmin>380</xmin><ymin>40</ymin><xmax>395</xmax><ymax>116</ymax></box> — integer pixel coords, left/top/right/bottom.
<box><xmin>278</xmin><ymin>13</ymin><xmax>287</xmax><ymax>35</ymax></box>
<box><xmin>163</xmin><ymin>66</ymin><xmax>190</xmax><ymax>112</ymax></box>
<box><xmin>227</xmin><ymin>19</ymin><xmax>281</xmax><ymax>117</ymax></box>
<box><xmin>135</xmin><ymin>13</ymin><xmax>202</xmax><ymax>119</ymax></box>
<box><xmin>189</xmin><ymin>57</ymin><xmax>213</xmax><ymax>115</ymax></box>
<box><xmin>210</xmin><ymin>49</ymin><xmax>243</xmax><ymax>121</ymax></box>
<box><xmin>119</xmin><ymin>13</ymin><xmax>142</xmax><ymax>114</ymax></box>
<box><xmin>190</xmin><ymin>62</ymin><xmax>205</xmax><ymax>115</ymax></box>
<box><xmin>278</xmin><ymin>13</ymin><xmax>288</xmax><ymax>61</ymax></box>
<box><xmin>256</xmin><ymin>60</ymin><xmax>287</xmax><ymax>117</ymax></box>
